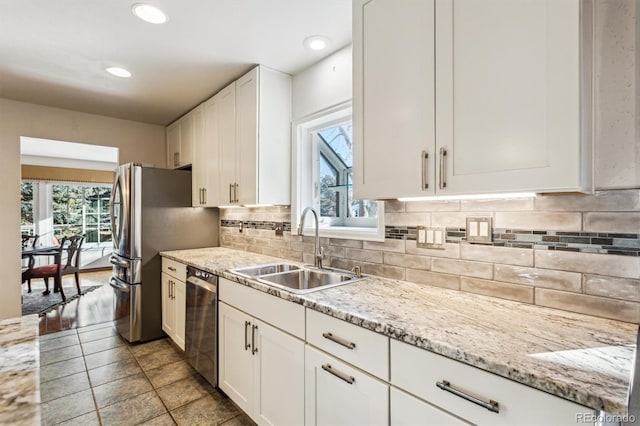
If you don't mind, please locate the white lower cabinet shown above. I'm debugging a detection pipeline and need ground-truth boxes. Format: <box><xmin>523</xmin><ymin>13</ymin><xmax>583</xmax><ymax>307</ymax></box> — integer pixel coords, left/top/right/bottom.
<box><xmin>218</xmin><ymin>301</ymin><xmax>304</xmax><ymax>425</ymax></box>
<box><xmin>390</xmin><ymin>386</ymin><xmax>469</xmax><ymax>426</ymax></box>
<box><xmin>305</xmin><ymin>345</ymin><xmax>389</xmax><ymax>426</ymax></box>
<box><xmin>160</xmin><ymin>272</ymin><xmax>185</xmax><ymax>350</ymax></box>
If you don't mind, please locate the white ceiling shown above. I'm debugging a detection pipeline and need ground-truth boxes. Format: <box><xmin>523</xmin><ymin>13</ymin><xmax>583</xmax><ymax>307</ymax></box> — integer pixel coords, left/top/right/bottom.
<box><xmin>0</xmin><ymin>0</ymin><xmax>352</xmax><ymax>125</ymax></box>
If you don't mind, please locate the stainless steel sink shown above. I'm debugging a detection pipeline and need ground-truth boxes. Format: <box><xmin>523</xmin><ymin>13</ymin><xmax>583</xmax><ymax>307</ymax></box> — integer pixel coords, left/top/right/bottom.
<box><xmin>228</xmin><ymin>263</ymin><xmax>364</xmax><ymax>294</ymax></box>
<box><xmin>230</xmin><ymin>263</ymin><xmax>300</xmax><ymax>278</ymax></box>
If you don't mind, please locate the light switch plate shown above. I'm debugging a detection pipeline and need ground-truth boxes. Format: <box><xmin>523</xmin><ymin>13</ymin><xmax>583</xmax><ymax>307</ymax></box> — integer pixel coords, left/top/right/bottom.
<box><xmin>466</xmin><ymin>217</ymin><xmax>493</xmax><ymax>243</ymax></box>
<box><xmin>417</xmin><ymin>226</ymin><xmax>446</xmax><ymax>249</ymax></box>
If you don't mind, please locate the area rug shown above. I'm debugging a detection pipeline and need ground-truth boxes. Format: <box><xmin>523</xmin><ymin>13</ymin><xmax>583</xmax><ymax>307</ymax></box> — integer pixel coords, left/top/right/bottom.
<box><xmin>21</xmin><ymin>282</ymin><xmax>102</xmax><ymax>316</ymax></box>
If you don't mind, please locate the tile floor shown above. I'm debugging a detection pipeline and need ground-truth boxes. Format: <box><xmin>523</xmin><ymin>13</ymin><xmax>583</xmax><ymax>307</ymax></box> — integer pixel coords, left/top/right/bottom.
<box><xmin>39</xmin><ymin>321</ymin><xmax>255</xmax><ymax>426</ymax></box>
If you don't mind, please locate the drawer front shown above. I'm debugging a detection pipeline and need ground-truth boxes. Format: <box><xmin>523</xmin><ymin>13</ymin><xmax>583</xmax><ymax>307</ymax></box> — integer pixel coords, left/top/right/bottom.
<box><xmin>390</xmin><ymin>340</ymin><xmax>594</xmax><ymax>426</ymax></box>
<box><xmin>306</xmin><ymin>308</ymin><xmax>389</xmax><ymax>380</ymax></box>
<box><xmin>162</xmin><ymin>257</ymin><xmax>186</xmax><ymax>282</ymax></box>
<box><xmin>390</xmin><ymin>386</ymin><xmax>471</xmax><ymax>426</ymax></box>
<box><xmin>219</xmin><ymin>277</ymin><xmax>305</xmax><ymax>339</ymax></box>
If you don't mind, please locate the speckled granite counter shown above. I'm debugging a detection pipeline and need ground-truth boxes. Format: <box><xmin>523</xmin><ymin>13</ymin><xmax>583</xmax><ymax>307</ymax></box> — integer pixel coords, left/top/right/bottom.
<box><xmin>0</xmin><ymin>314</ymin><xmax>40</xmax><ymax>425</ymax></box>
<box><xmin>161</xmin><ymin>247</ymin><xmax>639</xmax><ymax>416</ymax></box>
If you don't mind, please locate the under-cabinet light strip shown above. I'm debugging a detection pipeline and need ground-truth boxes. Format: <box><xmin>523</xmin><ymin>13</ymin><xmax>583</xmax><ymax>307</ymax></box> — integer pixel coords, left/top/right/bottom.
<box><xmin>397</xmin><ymin>192</ymin><xmax>536</xmax><ymax>202</ymax></box>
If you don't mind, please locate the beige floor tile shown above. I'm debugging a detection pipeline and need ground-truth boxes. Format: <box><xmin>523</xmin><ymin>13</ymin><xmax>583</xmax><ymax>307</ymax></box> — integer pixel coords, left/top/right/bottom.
<box><xmin>220</xmin><ymin>413</ymin><xmax>256</xmax><ymax>426</ymax></box>
<box><xmin>138</xmin><ymin>413</ymin><xmax>178</xmax><ymax>426</ymax></box>
<box><xmin>146</xmin><ymin>360</ymin><xmax>197</xmax><ymax>389</ymax></box>
<box><xmin>40</xmin><ymin>334</ymin><xmax>80</xmax><ymax>352</ymax></box>
<box><xmin>39</xmin><ymin>329</ymin><xmax>78</xmax><ymax>342</ymax></box>
<box><xmin>81</xmin><ymin>335</ymin><xmax>126</xmax><ymax>355</ymax></box>
<box><xmin>88</xmin><ymin>357</ymin><xmax>143</xmax><ymax>387</ymax></box>
<box><xmin>93</xmin><ymin>372</ymin><xmax>154</xmax><ymax>408</ymax></box>
<box><xmin>84</xmin><ymin>346</ymin><xmax>134</xmax><ymax>370</ymax></box>
<box><xmin>157</xmin><ymin>375</ymin><xmax>211</xmax><ymax>410</ymax></box>
<box><xmin>77</xmin><ymin>321</ymin><xmax>116</xmax><ymax>334</ymax></box>
<box><xmin>40</xmin><ymin>356</ymin><xmax>87</xmax><ymax>383</ymax></box>
<box><xmin>129</xmin><ymin>338</ymin><xmax>173</xmax><ymax>358</ymax></box>
<box><xmin>57</xmin><ymin>410</ymin><xmax>101</xmax><ymax>426</ymax></box>
<box><xmin>99</xmin><ymin>390</ymin><xmax>167</xmax><ymax>426</ymax></box>
<box><xmin>171</xmin><ymin>393</ymin><xmax>240</xmax><ymax>426</ymax></box>
<box><xmin>40</xmin><ymin>371</ymin><xmax>90</xmax><ymax>403</ymax></box>
<box><xmin>78</xmin><ymin>325</ymin><xmax>118</xmax><ymax>343</ymax></box>
<box><xmin>40</xmin><ymin>344</ymin><xmax>83</xmax><ymax>366</ymax></box>
<box><xmin>136</xmin><ymin>346</ymin><xmax>184</xmax><ymax>371</ymax></box>
<box><xmin>41</xmin><ymin>389</ymin><xmax>95</xmax><ymax>426</ymax></box>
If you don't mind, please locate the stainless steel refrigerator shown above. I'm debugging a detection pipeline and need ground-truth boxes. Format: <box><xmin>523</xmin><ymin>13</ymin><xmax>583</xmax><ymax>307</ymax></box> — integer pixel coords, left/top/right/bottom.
<box><xmin>109</xmin><ymin>163</ymin><xmax>219</xmax><ymax>343</ymax></box>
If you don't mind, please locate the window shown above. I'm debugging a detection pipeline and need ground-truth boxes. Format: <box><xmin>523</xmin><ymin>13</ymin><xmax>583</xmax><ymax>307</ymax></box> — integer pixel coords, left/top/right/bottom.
<box><xmin>20</xmin><ymin>182</ymin><xmax>35</xmax><ymax>235</ymax></box>
<box><xmin>293</xmin><ymin>102</ymin><xmax>384</xmax><ymax>241</ymax></box>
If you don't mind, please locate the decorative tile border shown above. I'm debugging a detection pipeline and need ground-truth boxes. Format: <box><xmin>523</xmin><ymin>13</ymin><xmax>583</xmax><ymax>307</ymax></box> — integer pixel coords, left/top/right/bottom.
<box><xmin>221</xmin><ymin>221</ymin><xmax>639</xmax><ymax>257</ymax></box>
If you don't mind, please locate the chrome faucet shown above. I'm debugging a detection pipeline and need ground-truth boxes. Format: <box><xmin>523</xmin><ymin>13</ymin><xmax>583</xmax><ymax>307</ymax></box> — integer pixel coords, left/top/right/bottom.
<box><xmin>297</xmin><ymin>207</ymin><xmax>324</xmax><ymax>269</ymax></box>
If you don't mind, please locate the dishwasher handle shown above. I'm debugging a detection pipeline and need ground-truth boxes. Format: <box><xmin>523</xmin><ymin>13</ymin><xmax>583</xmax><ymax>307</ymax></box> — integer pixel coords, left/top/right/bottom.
<box><xmin>186</xmin><ymin>276</ymin><xmax>218</xmax><ymax>293</ymax></box>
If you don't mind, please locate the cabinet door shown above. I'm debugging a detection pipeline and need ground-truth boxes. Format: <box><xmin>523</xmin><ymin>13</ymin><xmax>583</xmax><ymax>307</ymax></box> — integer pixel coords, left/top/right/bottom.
<box><xmin>219</xmin><ymin>302</ymin><xmax>254</xmax><ymax>415</ymax></box>
<box><xmin>202</xmin><ymin>96</ymin><xmax>221</xmax><ymax>207</ymax></box>
<box><xmin>173</xmin><ymin>279</ymin><xmax>186</xmax><ymax>351</ymax></box>
<box><xmin>161</xmin><ymin>273</ymin><xmax>175</xmax><ymax>337</ymax></box>
<box><xmin>254</xmin><ymin>319</ymin><xmax>304</xmax><ymax>426</ymax></box>
<box><xmin>166</xmin><ymin>122</ymin><xmax>180</xmax><ymax>169</ymax></box>
<box><xmin>391</xmin><ymin>387</ymin><xmax>470</xmax><ymax>425</ymax></box>
<box><xmin>435</xmin><ymin>0</ymin><xmax>588</xmax><ymax>194</ymax></box>
<box><xmin>192</xmin><ymin>104</ymin><xmax>206</xmax><ymax>206</ymax></box>
<box><xmin>218</xmin><ymin>82</ymin><xmax>237</xmax><ymax>205</ymax></box>
<box><xmin>178</xmin><ymin>113</ymin><xmax>194</xmax><ymax>167</ymax></box>
<box><xmin>353</xmin><ymin>0</ymin><xmax>436</xmax><ymax>199</ymax></box>
<box><xmin>235</xmin><ymin>67</ymin><xmax>259</xmax><ymax>205</ymax></box>
<box><xmin>305</xmin><ymin>345</ymin><xmax>388</xmax><ymax>426</ymax></box>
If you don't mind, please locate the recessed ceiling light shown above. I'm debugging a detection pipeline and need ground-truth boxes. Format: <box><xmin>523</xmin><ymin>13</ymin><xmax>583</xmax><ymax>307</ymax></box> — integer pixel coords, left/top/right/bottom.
<box><xmin>106</xmin><ymin>67</ymin><xmax>132</xmax><ymax>78</ymax></box>
<box><xmin>131</xmin><ymin>3</ymin><xmax>167</xmax><ymax>24</ymax></box>
<box><xmin>303</xmin><ymin>35</ymin><xmax>331</xmax><ymax>51</ymax></box>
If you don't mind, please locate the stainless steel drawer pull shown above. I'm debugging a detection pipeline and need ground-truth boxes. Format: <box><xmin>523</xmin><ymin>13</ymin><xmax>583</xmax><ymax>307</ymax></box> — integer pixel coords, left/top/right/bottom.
<box><xmin>167</xmin><ymin>266</ymin><xmax>176</xmax><ymax>272</ymax></box>
<box><xmin>203</xmin><ymin>187</ymin><xmax>207</xmax><ymax>205</ymax></box>
<box><xmin>439</xmin><ymin>147</ymin><xmax>447</xmax><ymax>189</ymax></box>
<box><xmin>229</xmin><ymin>184</ymin><xmax>233</xmax><ymax>203</ymax></box>
<box><xmin>322</xmin><ymin>332</ymin><xmax>356</xmax><ymax>350</ymax></box>
<box><xmin>421</xmin><ymin>150</ymin><xmax>429</xmax><ymax>190</ymax></box>
<box><xmin>251</xmin><ymin>324</ymin><xmax>258</xmax><ymax>355</ymax></box>
<box><xmin>244</xmin><ymin>321</ymin><xmax>251</xmax><ymax>350</ymax></box>
<box><xmin>321</xmin><ymin>363</ymin><xmax>355</xmax><ymax>385</ymax></box>
<box><xmin>436</xmin><ymin>380</ymin><xmax>499</xmax><ymax>413</ymax></box>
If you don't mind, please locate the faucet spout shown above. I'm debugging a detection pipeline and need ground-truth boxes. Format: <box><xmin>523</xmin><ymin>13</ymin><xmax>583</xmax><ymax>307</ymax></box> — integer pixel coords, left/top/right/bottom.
<box><xmin>298</xmin><ymin>207</ymin><xmax>324</xmax><ymax>269</ymax></box>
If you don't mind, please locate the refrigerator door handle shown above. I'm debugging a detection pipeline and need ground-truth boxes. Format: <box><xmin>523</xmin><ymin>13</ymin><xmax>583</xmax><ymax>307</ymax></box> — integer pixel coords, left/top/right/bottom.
<box><xmin>109</xmin><ymin>276</ymin><xmax>129</xmax><ymax>292</ymax></box>
<box><xmin>109</xmin><ymin>255</ymin><xmax>129</xmax><ymax>267</ymax></box>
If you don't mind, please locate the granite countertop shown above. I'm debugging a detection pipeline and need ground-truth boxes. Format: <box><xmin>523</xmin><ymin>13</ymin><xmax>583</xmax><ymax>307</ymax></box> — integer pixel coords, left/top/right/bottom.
<box><xmin>0</xmin><ymin>314</ymin><xmax>40</xmax><ymax>425</ymax></box>
<box><xmin>161</xmin><ymin>247</ymin><xmax>639</xmax><ymax>416</ymax></box>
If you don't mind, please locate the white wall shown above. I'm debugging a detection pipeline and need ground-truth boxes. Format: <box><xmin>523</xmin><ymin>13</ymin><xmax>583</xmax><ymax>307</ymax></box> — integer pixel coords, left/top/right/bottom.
<box><xmin>0</xmin><ymin>98</ymin><xmax>165</xmax><ymax>319</ymax></box>
<box><xmin>292</xmin><ymin>45</ymin><xmax>352</xmax><ymax>120</ymax></box>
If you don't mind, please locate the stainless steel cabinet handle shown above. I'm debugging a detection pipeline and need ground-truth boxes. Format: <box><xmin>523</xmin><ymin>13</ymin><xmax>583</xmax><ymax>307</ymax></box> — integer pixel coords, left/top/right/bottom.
<box><xmin>439</xmin><ymin>147</ymin><xmax>447</xmax><ymax>189</ymax></box>
<box><xmin>203</xmin><ymin>187</ymin><xmax>207</xmax><ymax>205</ymax></box>
<box><xmin>229</xmin><ymin>184</ymin><xmax>233</xmax><ymax>203</ymax></box>
<box><xmin>421</xmin><ymin>150</ymin><xmax>429</xmax><ymax>190</ymax></box>
<box><xmin>199</xmin><ymin>188</ymin><xmax>203</xmax><ymax>205</ymax></box>
<box><xmin>436</xmin><ymin>380</ymin><xmax>499</xmax><ymax>413</ymax></box>
<box><xmin>168</xmin><ymin>280</ymin><xmax>173</xmax><ymax>299</ymax></box>
<box><xmin>322</xmin><ymin>332</ymin><xmax>356</xmax><ymax>350</ymax></box>
<box><xmin>244</xmin><ymin>321</ymin><xmax>251</xmax><ymax>350</ymax></box>
<box><xmin>176</xmin><ymin>152</ymin><xmax>180</xmax><ymax>166</ymax></box>
<box><xmin>321</xmin><ymin>363</ymin><xmax>355</xmax><ymax>385</ymax></box>
<box><xmin>251</xmin><ymin>324</ymin><xmax>258</xmax><ymax>355</ymax></box>
<box><xmin>173</xmin><ymin>152</ymin><xmax>179</xmax><ymax>167</ymax></box>
<box><xmin>168</xmin><ymin>266</ymin><xmax>176</xmax><ymax>272</ymax></box>
<box><xmin>234</xmin><ymin>183</ymin><xmax>239</xmax><ymax>204</ymax></box>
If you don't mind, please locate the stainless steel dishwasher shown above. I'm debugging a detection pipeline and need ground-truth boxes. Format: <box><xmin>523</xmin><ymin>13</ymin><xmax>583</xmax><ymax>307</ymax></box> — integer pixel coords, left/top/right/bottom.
<box><xmin>185</xmin><ymin>266</ymin><xmax>218</xmax><ymax>387</ymax></box>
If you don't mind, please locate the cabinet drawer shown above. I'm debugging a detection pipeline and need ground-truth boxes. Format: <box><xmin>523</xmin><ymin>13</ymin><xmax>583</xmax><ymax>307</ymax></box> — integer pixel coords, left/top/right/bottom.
<box><xmin>390</xmin><ymin>339</ymin><xmax>594</xmax><ymax>426</ymax></box>
<box><xmin>306</xmin><ymin>308</ymin><xmax>389</xmax><ymax>380</ymax></box>
<box><xmin>219</xmin><ymin>277</ymin><xmax>305</xmax><ymax>339</ymax></box>
<box><xmin>391</xmin><ymin>386</ymin><xmax>470</xmax><ymax>426</ymax></box>
<box><xmin>162</xmin><ymin>257</ymin><xmax>186</xmax><ymax>282</ymax></box>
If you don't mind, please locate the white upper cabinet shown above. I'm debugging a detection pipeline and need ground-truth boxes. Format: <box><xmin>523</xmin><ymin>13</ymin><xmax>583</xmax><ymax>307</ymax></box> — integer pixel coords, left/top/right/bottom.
<box><xmin>191</xmin><ymin>103</ymin><xmax>207</xmax><ymax>206</ymax></box>
<box><xmin>353</xmin><ymin>0</ymin><xmax>593</xmax><ymax>199</ymax></box>
<box><xmin>166</xmin><ymin>113</ymin><xmax>194</xmax><ymax>169</ymax></box>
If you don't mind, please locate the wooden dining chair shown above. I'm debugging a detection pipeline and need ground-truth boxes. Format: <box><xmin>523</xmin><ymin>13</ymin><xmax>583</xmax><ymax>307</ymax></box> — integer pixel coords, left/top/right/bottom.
<box><xmin>21</xmin><ymin>234</ymin><xmax>39</xmax><ymax>249</ymax></box>
<box><xmin>29</xmin><ymin>235</ymin><xmax>85</xmax><ymax>302</ymax></box>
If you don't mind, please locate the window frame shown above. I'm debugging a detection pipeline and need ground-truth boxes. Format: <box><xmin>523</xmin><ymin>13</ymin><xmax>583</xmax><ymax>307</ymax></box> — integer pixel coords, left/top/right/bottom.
<box><xmin>291</xmin><ymin>101</ymin><xmax>384</xmax><ymax>242</ymax></box>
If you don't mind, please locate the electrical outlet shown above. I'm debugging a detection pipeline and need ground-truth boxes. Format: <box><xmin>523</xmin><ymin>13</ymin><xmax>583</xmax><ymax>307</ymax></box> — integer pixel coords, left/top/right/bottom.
<box><xmin>274</xmin><ymin>222</ymin><xmax>283</xmax><ymax>236</ymax></box>
<box><xmin>417</xmin><ymin>226</ymin><xmax>446</xmax><ymax>249</ymax></box>
<box><xmin>466</xmin><ymin>217</ymin><xmax>493</xmax><ymax>243</ymax></box>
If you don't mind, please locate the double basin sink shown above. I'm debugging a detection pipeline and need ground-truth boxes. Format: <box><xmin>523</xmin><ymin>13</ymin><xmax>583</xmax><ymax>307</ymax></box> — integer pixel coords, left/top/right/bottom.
<box><xmin>229</xmin><ymin>263</ymin><xmax>364</xmax><ymax>294</ymax></box>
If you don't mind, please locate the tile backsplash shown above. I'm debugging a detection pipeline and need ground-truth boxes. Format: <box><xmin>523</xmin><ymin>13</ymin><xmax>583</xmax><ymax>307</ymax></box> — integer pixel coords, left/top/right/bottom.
<box><xmin>219</xmin><ymin>189</ymin><xmax>640</xmax><ymax>324</ymax></box>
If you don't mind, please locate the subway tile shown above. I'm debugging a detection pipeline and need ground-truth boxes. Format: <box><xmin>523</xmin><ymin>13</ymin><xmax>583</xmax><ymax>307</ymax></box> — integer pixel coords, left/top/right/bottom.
<box><xmin>362</xmin><ymin>263</ymin><xmax>405</xmax><ymax>280</ymax></box>
<box><xmin>431</xmin><ymin>212</ymin><xmax>477</xmax><ymax>228</ymax></box>
<box><xmin>405</xmin><ymin>269</ymin><xmax>460</xmax><ymax>290</ymax></box>
<box><xmin>384</xmin><ymin>200</ymin><xmax>406</xmax><ymax>212</ymax></box>
<box><xmin>583</xmin><ymin>212</ymin><xmax>640</xmax><ymax>234</ymax></box>
<box><xmin>325</xmin><ymin>245</ymin><xmax>346</xmax><ymax>258</ymax></box>
<box><xmin>329</xmin><ymin>258</ymin><xmax>362</xmax><ymax>271</ymax></box>
<box><xmin>363</xmin><ymin>239</ymin><xmax>405</xmax><ymax>253</ymax></box>
<box><xmin>344</xmin><ymin>248</ymin><xmax>383</xmax><ymax>264</ymax></box>
<box><xmin>431</xmin><ymin>258</ymin><xmax>493</xmax><ymax>280</ymax></box>
<box><xmin>405</xmin><ymin>200</ymin><xmax>461</xmax><ymax>212</ymax></box>
<box><xmin>461</xmin><ymin>278</ymin><xmax>534</xmax><ymax>303</ymax></box>
<box><xmin>495</xmin><ymin>212</ymin><xmax>582</xmax><ymax>231</ymax></box>
<box><xmin>460</xmin><ymin>244</ymin><xmax>533</xmax><ymax>267</ymax></box>
<box><xmin>534</xmin><ymin>189</ymin><xmax>640</xmax><ymax>212</ymax></box>
<box><xmin>461</xmin><ymin>197</ymin><xmax>534</xmax><ymax>212</ymax></box>
<box><xmin>583</xmin><ymin>275</ymin><xmax>640</xmax><ymax>302</ymax></box>
<box><xmin>385</xmin><ymin>212</ymin><xmax>430</xmax><ymax>227</ymax></box>
<box><xmin>289</xmin><ymin>241</ymin><xmax>314</xmax><ymax>253</ymax></box>
<box><xmin>384</xmin><ymin>252</ymin><xmax>430</xmax><ymax>270</ymax></box>
<box><xmin>535</xmin><ymin>288</ymin><xmax>640</xmax><ymax>324</ymax></box>
<box><xmin>329</xmin><ymin>238</ymin><xmax>363</xmax><ymax>248</ymax></box>
<box><xmin>276</xmin><ymin>249</ymin><xmax>303</xmax><ymax>262</ymax></box>
<box><xmin>494</xmin><ymin>265</ymin><xmax>581</xmax><ymax>292</ymax></box>
<box><xmin>302</xmin><ymin>253</ymin><xmax>316</xmax><ymax>264</ymax></box>
<box><xmin>535</xmin><ymin>250</ymin><xmax>640</xmax><ymax>279</ymax></box>
<box><xmin>406</xmin><ymin>241</ymin><xmax>460</xmax><ymax>259</ymax></box>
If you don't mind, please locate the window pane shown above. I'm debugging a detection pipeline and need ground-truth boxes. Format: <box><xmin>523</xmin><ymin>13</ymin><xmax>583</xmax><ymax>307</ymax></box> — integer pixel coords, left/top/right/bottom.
<box><xmin>318</xmin><ymin>124</ymin><xmax>353</xmax><ymax>167</ymax></box>
<box><xmin>319</xmin><ymin>154</ymin><xmax>339</xmax><ymax>217</ymax></box>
